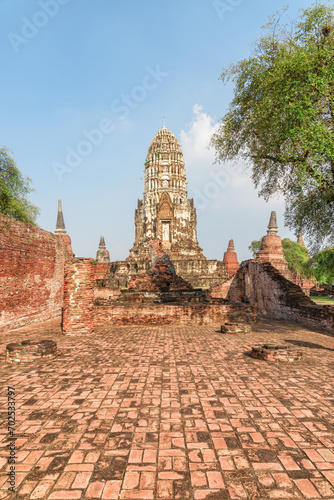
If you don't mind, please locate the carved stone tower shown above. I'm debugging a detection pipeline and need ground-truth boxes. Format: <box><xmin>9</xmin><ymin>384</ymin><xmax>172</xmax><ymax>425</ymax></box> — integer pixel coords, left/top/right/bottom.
<box><xmin>130</xmin><ymin>126</ymin><xmax>204</xmax><ymax>260</ymax></box>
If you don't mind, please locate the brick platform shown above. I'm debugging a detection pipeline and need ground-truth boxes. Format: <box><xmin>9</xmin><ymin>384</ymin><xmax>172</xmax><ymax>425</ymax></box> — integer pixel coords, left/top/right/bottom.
<box><xmin>0</xmin><ymin>318</ymin><xmax>333</xmax><ymax>499</ymax></box>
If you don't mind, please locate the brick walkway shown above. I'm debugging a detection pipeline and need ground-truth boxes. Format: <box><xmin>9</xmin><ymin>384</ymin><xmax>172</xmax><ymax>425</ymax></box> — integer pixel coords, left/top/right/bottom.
<box><xmin>0</xmin><ymin>318</ymin><xmax>334</xmax><ymax>500</ymax></box>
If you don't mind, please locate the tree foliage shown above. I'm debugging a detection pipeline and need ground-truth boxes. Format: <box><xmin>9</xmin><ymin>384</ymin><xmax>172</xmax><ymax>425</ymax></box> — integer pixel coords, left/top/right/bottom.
<box><xmin>248</xmin><ymin>239</ymin><xmax>262</xmax><ymax>257</ymax></box>
<box><xmin>0</xmin><ymin>146</ymin><xmax>40</xmax><ymax>225</ymax></box>
<box><xmin>212</xmin><ymin>3</ymin><xmax>334</xmax><ymax>252</ymax></box>
<box><xmin>281</xmin><ymin>238</ymin><xmax>310</xmax><ymax>278</ymax></box>
<box><xmin>309</xmin><ymin>248</ymin><xmax>334</xmax><ymax>284</ymax></box>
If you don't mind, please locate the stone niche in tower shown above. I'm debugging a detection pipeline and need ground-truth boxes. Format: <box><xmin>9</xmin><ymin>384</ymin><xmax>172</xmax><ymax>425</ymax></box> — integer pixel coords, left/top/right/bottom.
<box><xmin>157</xmin><ymin>192</ymin><xmax>174</xmax><ymax>248</ymax></box>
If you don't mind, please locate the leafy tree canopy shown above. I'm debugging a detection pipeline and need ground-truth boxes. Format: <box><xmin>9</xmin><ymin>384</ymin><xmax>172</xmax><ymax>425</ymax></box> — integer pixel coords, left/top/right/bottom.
<box><xmin>248</xmin><ymin>239</ymin><xmax>262</xmax><ymax>257</ymax></box>
<box><xmin>281</xmin><ymin>238</ymin><xmax>310</xmax><ymax>278</ymax></box>
<box><xmin>212</xmin><ymin>3</ymin><xmax>334</xmax><ymax>252</ymax></box>
<box><xmin>309</xmin><ymin>248</ymin><xmax>334</xmax><ymax>284</ymax></box>
<box><xmin>0</xmin><ymin>146</ymin><xmax>40</xmax><ymax>225</ymax></box>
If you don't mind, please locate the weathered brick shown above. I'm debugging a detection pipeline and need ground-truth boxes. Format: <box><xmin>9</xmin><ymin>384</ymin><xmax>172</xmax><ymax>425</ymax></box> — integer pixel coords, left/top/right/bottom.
<box><xmin>0</xmin><ymin>214</ymin><xmax>72</xmax><ymax>332</ymax></box>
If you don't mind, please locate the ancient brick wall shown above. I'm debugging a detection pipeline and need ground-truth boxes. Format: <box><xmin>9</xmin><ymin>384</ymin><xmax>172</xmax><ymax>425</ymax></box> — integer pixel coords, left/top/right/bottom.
<box><xmin>95</xmin><ymin>302</ymin><xmax>256</xmax><ymax>326</ymax></box>
<box><xmin>228</xmin><ymin>260</ymin><xmax>334</xmax><ymax>334</ymax></box>
<box><xmin>173</xmin><ymin>259</ymin><xmax>227</xmax><ymax>288</ymax></box>
<box><xmin>94</xmin><ymin>286</ymin><xmax>122</xmax><ymax>302</ymax></box>
<box><xmin>209</xmin><ymin>277</ymin><xmax>234</xmax><ymax>299</ymax></box>
<box><xmin>94</xmin><ymin>262</ymin><xmax>109</xmax><ymax>280</ymax></box>
<box><xmin>0</xmin><ymin>214</ymin><xmax>72</xmax><ymax>332</ymax></box>
<box><xmin>62</xmin><ymin>258</ymin><xmax>95</xmax><ymax>336</ymax></box>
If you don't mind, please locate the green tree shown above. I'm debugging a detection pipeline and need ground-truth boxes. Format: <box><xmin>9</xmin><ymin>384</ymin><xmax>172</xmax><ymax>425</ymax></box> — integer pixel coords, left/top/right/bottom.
<box><xmin>211</xmin><ymin>3</ymin><xmax>334</xmax><ymax>252</ymax></box>
<box><xmin>248</xmin><ymin>239</ymin><xmax>262</xmax><ymax>257</ymax></box>
<box><xmin>309</xmin><ymin>248</ymin><xmax>334</xmax><ymax>284</ymax></box>
<box><xmin>0</xmin><ymin>146</ymin><xmax>40</xmax><ymax>225</ymax></box>
<box><xmin>282</xmin><ymin>238</ymin><xmax>310</xmax><ymax>278</ymax></box>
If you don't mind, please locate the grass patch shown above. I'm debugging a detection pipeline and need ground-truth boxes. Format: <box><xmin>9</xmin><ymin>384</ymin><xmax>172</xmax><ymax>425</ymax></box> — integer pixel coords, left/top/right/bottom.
<box><xmin>310</xmin><ymin>296</ymin><xmax>334</xmax><ymax>305</ymax></box>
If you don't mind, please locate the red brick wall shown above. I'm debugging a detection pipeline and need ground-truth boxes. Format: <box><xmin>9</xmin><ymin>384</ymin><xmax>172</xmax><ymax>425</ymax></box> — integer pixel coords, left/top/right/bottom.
<box><xmin>0</xmin><ymin>214</ymin><xmax>72</xmax><ymax>331</ymax></box>
<box><xmin>228</xmin><ymin>260</ymin><xmax>334</xmax><ymax>335</ymax></box>
<box><xmin>209</xmin><ymin>277</ymin><xmax>234</xmax><ymax>299</ymax></box>
<box><xmin>95</xmin><ymin>302</ymin><xmax>257</xmax><ymax>326</ymax></box>
<box><xmin>94</xmin><ymin>263</ymin><xmax>109</xmax><ymax>280</ymax></box>
<box><xmin>62</xmin><ymin>259</ymin><xmax>95</xmax><ymax>336</ymax></box>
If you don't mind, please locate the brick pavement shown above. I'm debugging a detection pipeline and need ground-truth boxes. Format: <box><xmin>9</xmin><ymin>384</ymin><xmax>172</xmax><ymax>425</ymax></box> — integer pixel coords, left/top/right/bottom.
<box><xmin>0</xmin><ymin>317</ymin><xmax>333</xmax><ymax>499</ymax></box>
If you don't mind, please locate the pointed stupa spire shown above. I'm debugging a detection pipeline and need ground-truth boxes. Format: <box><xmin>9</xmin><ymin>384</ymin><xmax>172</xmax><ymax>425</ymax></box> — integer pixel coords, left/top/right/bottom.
<box><xmin>297</xmin><ymin>231</ymin><xmax>305</xmax><ymax>247</ymax></box>
<box><xmin>267</xmin><ymin>211</ymin><xmax>278</xmax><ymax>235</ymax></box>
<box><xmin>227</xmin><ymin>239</ymin><xmax>235</xmax><ymax>251</ymax></box>
<box><xmin>55</xmin><ymin>200</ymin><xmax>66</xmax><ymax>234</ymax></box>
<box><xmin>96</xmin><ymin>236</ymin><xmax>110</xmax><ymax>263</ymax></box>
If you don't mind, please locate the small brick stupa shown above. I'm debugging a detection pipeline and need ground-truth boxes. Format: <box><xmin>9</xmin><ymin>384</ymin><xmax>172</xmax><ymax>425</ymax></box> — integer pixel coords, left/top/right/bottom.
<box><xmin>96</xmin><ymin>236</ymin><xmax>110</xmax><ymax>263</ymax></box>
<box><xmin>223</xmin><ymin>239</ymin><xmax>239</xmax><ymax>276</ymax></box>
<box><xmin>256</xmin><ymin>211</ymin><xmax>289</xmax><ymax>275</ymax></box>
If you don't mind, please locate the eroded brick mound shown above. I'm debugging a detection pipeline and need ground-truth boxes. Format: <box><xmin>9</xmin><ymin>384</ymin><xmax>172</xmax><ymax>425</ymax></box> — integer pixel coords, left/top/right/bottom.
<box><xmin>221</xmin><ymin>322</ymin><xmax>252</xmax><ymax>334</ymax></box>
<box><xmin>251</xmin><ymin>344</ymin><xmax>303</xmax><ymax>362</ymax></box>
<box><xmin>128</xmin><ymin>239</ymin><xmax>193</xmax><ymax>292</ymax></box>
<box><xmin>6</xmin><ymin>340</ymin><xmax>57</xmax><ymax>363</ymax></box>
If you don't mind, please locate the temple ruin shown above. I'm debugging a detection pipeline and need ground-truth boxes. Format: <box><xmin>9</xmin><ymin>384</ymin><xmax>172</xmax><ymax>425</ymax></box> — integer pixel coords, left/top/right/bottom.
<box><xmin>0</xmin><ymin>127</ymin><xmax>332</xmax><ymax>335</ymax></box>
<box><xmin>100</xmin><ymin>126</ymin><xmax>230</xmax><ymax>288</ymax></box>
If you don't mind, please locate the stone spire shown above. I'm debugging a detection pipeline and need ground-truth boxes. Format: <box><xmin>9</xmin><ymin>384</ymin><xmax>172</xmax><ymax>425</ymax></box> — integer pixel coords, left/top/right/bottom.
<box><xmin>297</xmin><ymin>231</ymin><xmax>305</xmax><ymax>247</ymax></box>
<box><xmin>227</xmin><ymin>239</ymin><xmax>235</xmax><ymax>251</ymax></box>
<box><xmin>55</xmin><ymin>200</ymin><xmax>66</xmax><ymax>234</ymax></box>
<box><xmin>96</xmin><ymin>236</ymin><xmax>110</xmax><ymax>263</ymax></box>
<box><xmin>129</xmin><ymin>125</ymin><xmax>204</xmax><ymax>260</ymax></box>
<box><xmin>267</xmin><ymin>211</ymin><xmax>278</xmax><ymax>235</ymax></box>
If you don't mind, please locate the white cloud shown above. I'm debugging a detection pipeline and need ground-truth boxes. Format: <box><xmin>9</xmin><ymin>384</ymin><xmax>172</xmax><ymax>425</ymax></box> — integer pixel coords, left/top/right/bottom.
<box><xmin>179</xmin><ymin>104</ymin><xmax>284</xmax><ymax>207</ymax></box>
<box><xmin>179</xmin><ymin>104</ymin><xmax>219</xmax><ymax>178</ymax></box>
<box><xmin>177</xmin><ymin>104</ymin><xmax>291</xmax><ymax>261</ymax></box>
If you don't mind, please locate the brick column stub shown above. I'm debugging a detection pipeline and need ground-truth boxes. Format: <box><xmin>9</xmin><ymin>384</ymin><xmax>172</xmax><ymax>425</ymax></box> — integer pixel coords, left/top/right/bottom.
<box><xmin>62</xmin><ymin>258</ymin><xmax>95</xmax><ymax>336</ymax></box>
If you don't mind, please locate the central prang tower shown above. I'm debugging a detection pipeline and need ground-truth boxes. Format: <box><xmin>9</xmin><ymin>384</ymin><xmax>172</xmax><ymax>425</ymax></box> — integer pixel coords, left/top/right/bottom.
<box><xmin>100</xmin><ymin>125</ymin><xmax>233</xmax><ymax>288</ymax></box>
<box><xmin>130</xmin><ymin>126</ymin><xmax>205</xmax><ymax>259</ymax></box>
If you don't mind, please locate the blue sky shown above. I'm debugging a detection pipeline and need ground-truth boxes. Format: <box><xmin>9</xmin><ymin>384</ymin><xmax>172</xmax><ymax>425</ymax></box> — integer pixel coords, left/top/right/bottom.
<box><xmin>1</xmin><ymin>0</ymin><xmax>318</xmax><ymax>261</ymax></box>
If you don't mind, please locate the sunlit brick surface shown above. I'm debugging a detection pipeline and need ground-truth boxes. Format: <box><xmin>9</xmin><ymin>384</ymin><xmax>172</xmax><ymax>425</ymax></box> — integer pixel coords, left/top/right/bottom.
<box><xmin>0</xmin><ymin>318</ymin><xmax>333</xmax><ymax>499</ymax></box>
